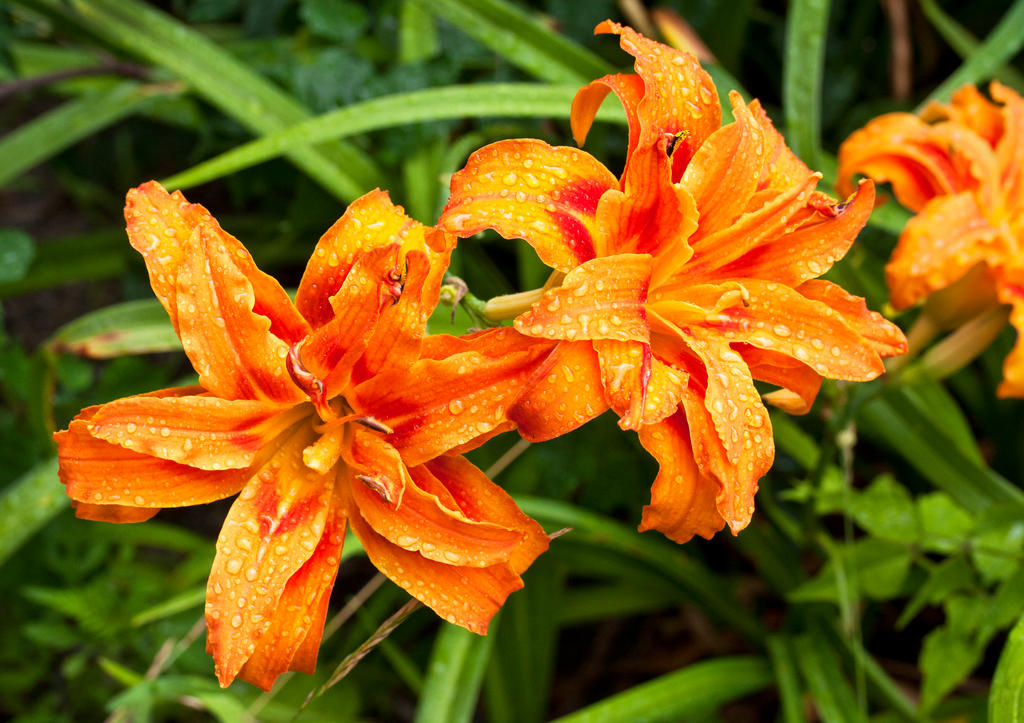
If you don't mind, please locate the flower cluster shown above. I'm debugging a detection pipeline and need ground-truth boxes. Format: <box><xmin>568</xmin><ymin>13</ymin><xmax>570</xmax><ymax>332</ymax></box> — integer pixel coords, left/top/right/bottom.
<box><xmin>838</xmin><ymin>82</ymin><xmax>1024</xmax><ymax>395</ymax></box>
<box><xmin>56</xmin><ymin>23</ymin><xmax>905</xmax><ymax>689</ymax></box>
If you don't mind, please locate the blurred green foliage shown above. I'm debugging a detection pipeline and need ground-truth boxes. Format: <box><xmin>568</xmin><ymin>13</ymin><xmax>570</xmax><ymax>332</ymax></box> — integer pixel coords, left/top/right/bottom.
<box><xmin>3</xmin><ymin>0</ymin><xmax>1024</xmax><ymax>720</ymax></box>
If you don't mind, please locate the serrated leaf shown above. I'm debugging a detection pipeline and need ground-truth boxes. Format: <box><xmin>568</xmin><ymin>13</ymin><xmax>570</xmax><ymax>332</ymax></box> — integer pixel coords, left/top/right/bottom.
<box><xmin>789</xmin><ymin>538</ymin><xmax>912</xmax><ymax>603</ymax></box>
<box><xmin>920</xmin><ymin>625</ymin><xmax>983</xmax><ymax>711</ymax></box>
<box><xmin>898</xmin><ymin>555</ymin><xmax>976</xmax><ymax>628</ymax></box>
<box><xmin>972</xmin><ymin>521</ymin><xmax>1024</xmax><ymax>584</ymax></box>
<box><xmin>918</xmin><ymin>493</ymin><xmax>974</xmax><ymax>553</ymax></box>
<box><xmin>850</xmin><ymin>475</ymin><xmax>919</xmax><ymax>541</ymax></box>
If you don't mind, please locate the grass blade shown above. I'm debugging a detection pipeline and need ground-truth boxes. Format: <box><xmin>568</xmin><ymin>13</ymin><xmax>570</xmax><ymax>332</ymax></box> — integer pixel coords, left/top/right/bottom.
<box><xmin>162</xmin><ymin>84</ymin><xmax>627</xmax><ymax>191</ymax></box>
<box><xmin>414</xmin><ymin>622</ymin><xmax>495</xmax><ymax>723</ymax></box>
<box><xmin>0</xmin><ymin>457</ymin><xmax>66</xmax><ymax>568</ymax></box>
<box><xmin>992</xmin><ymin>611</ymin><xmax>1024</xmax><ymax>722</ymax></box>
<box><xmin>0</xmin><ymin>82</ymin><xmax>166</xmax><ymax>187</ymax></box>
<box><xmin>25</xmin><ymin>0</ymin><xmax>383</xmax><ymax>200</ymax></box>
<box><xmin>413</xmin><ymin>0</ymin><xmax>610</xmax><ymax>84</ymax></box>
<box><xmin>783</xmin><ymin>0</ymin><xmax>830</xmax><ymax>168</ymax></box>
<box><xmin>550</xmin><ymin>656</ymin><xmax>773</xmax><ymax>723</ymax></box>
<box><xmin>919</xmin><ymin>0</ymin><xmax>1024</xmax><ymax>90</ymax></box>
<box><xmin>924</xmin><ymin>0</ymin><xmax>1024</xmax><ymax>104</ymax></box>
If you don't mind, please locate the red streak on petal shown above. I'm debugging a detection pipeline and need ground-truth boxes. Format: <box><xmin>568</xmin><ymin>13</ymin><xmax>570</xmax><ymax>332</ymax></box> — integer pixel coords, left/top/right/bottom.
<box><xmin>549</xmin><ymin>210</ymin><xmax>596</xmax><ymax>264</ymax></box>
<box><xmin>560</xmin><ymin>178</ymin><xmax>611</xmax><ymax>217</ymax></box>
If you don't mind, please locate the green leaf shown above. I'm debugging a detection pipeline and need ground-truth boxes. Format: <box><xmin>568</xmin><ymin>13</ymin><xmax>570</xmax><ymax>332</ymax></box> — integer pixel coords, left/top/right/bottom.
<box><xmin>399</xmin><ymin>0</ymin><xmax>439</xmax><ymax>64</ymax></box>
<box><xmin>0</xmin><ymin>82</ymin><xmax>165</xmax><ymax>188</ymax></box>
<box><xmin>898</xmin><ymin>555</ymin><xmax>976</xmax><ymax>628</ymax></box>
<box><xmin>924</xmin><ymin>0</ymin><xmax>1024</xmax><ymax>105</ymax></box>
<box><xmin>130</xmin><ymin>586</ymin><xmax>206</xmax><ymax>627</ymax></box>
<box><xmin>991</xmin><ymin>610</ymin><xmax>1024</xmax><ymax>721</ymax></box>
<box><xmin>550</xmin><ymin>656</ymin><xmax>773</xmax><ymax>723</ymax></box>
<box><xmin>793</xmin><ymin>629</ymin><xmax>867</xmax><ymax>723</ymax></box>
<box><xmin>414</xmin><ymin>0</ymin><xmax>611</xmax><ymax>85</ymax></box>
<box><xmin>767</xmin><ymin>636</ymin><xmax>808</xmax><ymax>723</ymax></box>
<box><xmin>414</xmin><ymin>622</ymin><xmax>494</xmax><ymax>723</ymax></box>
<box><xmin>859</xmin><ymin>386</ymin><xmax>1024</xmax><ymax>514</ymax></box>
<box><xmin>783</xmin><ymin>0</ymin><xmax>830</xmax><ymax>168</ymax></box>
<box><xmin>27</xmin><ymin>0</ymin><xmax>383</xmax><ymax>201</ymax></box>
<box><xmin>789</xmin><ymin>538</ymin><xmax>911</xmax><ymax>603</ymax></box>
<box><xmin>919</xmin><ymin>0</ymin><xmax>1024</xmax><ymax>90</ymax></box>
<box><xmin>0</xmin><ymin>230</ymin><xmax>35</xmax><ymax>283</ymax></box>
<box><xmin>0</xmin><ymin>457</ymin><xmax>66</xmax><ymax>568</ymax></box>
<box><xmin>920</xmin><ymin>625</ymin><xmax>983</xmax><ymax>711</ymax></box>
<box><xmin>162</xmin><ymin>83</ymin><xmax>626</xmax><ymax>191</ymax></box>
<box><xmin>918</xmin><ymin>493</ymin><xmax>974</xmax><ymax>553</ymax></box>
<box><xmin>300</xmin><ymin>0</ymin><xmax>369</xmax><ymax>43</ymax></box>
<box><xmin>850</xmin><ymin>475</ymin><xmax>918</xmax><ymax>541</ymax></box>
<box><xmin>517</xmin><ymin>497</ymin><xmax>765</xmax><ymax>644</ymax></box>
<box><xmin>46</xmin><ymin>299</ymin><xmax>180</xmax><ymax>358</ymax></box>
<box><xmin>971</xmin><ymin>521</ymin><xmax>1024</xmax><ymax>583</ymax></box>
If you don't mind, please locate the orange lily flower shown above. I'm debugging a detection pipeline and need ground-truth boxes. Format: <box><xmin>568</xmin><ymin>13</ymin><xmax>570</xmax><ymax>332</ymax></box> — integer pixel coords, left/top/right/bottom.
<box><xmin>440</xmin><ymin>22</ymin><xmax>906</xmax><ymax>542</ymax></box>
<box><xmin>838</xmin><ymin>82</ymin><xmax>1024</xmax><ymax>395</ymax></box>
<box><xmin>55</xmin><ymin>182</ymin><xmax>549</xmax><ymax>689</ymax></box>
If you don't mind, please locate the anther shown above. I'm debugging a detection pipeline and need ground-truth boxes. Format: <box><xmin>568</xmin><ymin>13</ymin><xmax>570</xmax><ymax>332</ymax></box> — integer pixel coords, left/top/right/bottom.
<box><xmin>356</xmin><ymin>474</ymin><xmax>392</xmax><ymax>503</ymax></box>
<box><xmin>355</xmin><ymin>416</ymin><xmax>393</xmax><ymax>434</ymax></box>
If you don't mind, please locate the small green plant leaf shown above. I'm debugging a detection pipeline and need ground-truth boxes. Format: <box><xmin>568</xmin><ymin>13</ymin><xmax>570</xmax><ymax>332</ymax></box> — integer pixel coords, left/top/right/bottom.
<box><xmin>46</xmin><ymin>299</ymin><xmax>179</xmax><ymax>358</ymax></box>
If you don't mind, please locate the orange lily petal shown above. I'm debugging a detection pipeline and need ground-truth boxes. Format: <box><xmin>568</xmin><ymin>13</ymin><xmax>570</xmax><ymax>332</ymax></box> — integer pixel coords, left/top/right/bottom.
<box><xmin>637</xmin><ymin>413</ymin><xmax>725</xmax><ymax>543</ymax></box>
<box><xmin>683</xmin><ymin>375</ymin><xmax>767</xmax><ymax>535</ymax></box>
<box><xmin>748</xmin><ymin>99</ymin><xmax>814</xmax><ymax>194</ymax></box>
<box><xmin>836</xmin><ymin>113</ymin><xmax>976</xmax><ymax>210</ymax></box>
<box><xmin>597</xmin><ymin>140</ymin><xmax>697</xmax><ymax>259</ymax></box>
<box><xmin>86</xmin><ymin>394</ymin><xmax>295</xmax><ymax>471</ymax></box>
<box><xmin>656</xmin><ymin>279</ymin><xmax>890</xmax><ymax>381</ymax></box>
<box><xmin>934</xmin><ymin>84</ymin><xmax>1004</xmax><ymax>146</ymax></box>
<box><xmin>295</xmin><ymin>189</ymin><xmax>443</xmax><ymax>329</ymax></box>
<box><xmin>594</xmin><ymin>340</ymin><xmax>687</xmax><ymax>429</ymax></box>
<box><xmin>681</xmin><ymin>93</ymin><xmax>769</xmax><ymax>239</ymax></box>
<box><xmin>679</xmin><ymin>171</ymin><xmax>821</xmax><ymax>282</ymax></box>
<box><xmin>299</xmin><ymin>244</ymin><xmax>395</xmax><ymax>400</ymax></box>
<box><xmin>595</xmin><ymin>20</ymin><xmax>721</xmax><ymax>170</ymax></box>
<box><xmin>571</xmin><ymin>72</ymin><xmax>644</xmax><ymax>156</ymax></box>
<box><xmin>992</xmin><ymin>81</ymin><xmax>1024</xmax><ymax>211</ymax></box>
<box><xmin>206</xmin><ymin>426</ymin><xmax>334</xmax><ymax>687</ymax></box>
<box><xmin>351</xmin><ymin>455</ymin><xmax>528</xmax><ymax>569</ymax></box>
<box><xmin>441</xmin><ymin>139</ymin><xmax>617</xmax><ymax>271</ymax></box>
<box><xmin>663</xmin><ymin>329</ymin><xmax>773</xmax><ymax>533</ymax></box>
<box><xmin>237</xmin><ymin>487</ymin><xmax>346</xmax><ymax>690</ymax></box>
<box><xmin>796</xmin><ymin>280</ymin><xmax>908</xmax><ymax>360</ymax></box>
<box><xmin>513</xmin><ymin>254</ymin><xmax>652</xmax><ymax>344</ymax></box>
<box><xmin>885</xmin><ymin>192</ymin><xmax>1008</xmax><ymax>309</ymax></box>
<box><xmin>176</xmin><ymin>223</ymin><xmax>304</xmax><ymax>404</ymax></box>
<box><xmin>997</xmin><ymin>270</ymin><xmax>1024</xmax><ymax>397</ymax></box>
<box><xmin>354</xmin><ymin>328</ymin><xmax>551</xmax><ymax>466</ymax></box>
<box><xmin>422</xmin><ymin>455</ymin><xmax>549</xmax><ymax>575</ymax></box>
<box><xmin>71</xmin><ymin>501</ymin><xmax>160</xmax><ymax>523</ymax></box>
<box><xmin>739</xmin><ymin>344</ymin><xmax>823</xmax><ymax>415</ymax></box>
<box><xmin>56</xmin><ymin>406</ymin><xmax>250</xmax><ymax>508</ymax></box>
<box><xmin>507</xmin><ymin>340</ymin><xmax>608</xmax><ymax>441</ymax></box>
<box><xmin>714</xmin><ymin>179</ymin><xmax>875</xmax><ymax>287</ymax></box>
<box><xmin>345</xmin><ymin>482</ymin><xmax>524</xmax><ymax>635</ymax></box>
<box><xmin>346</xmin><ymin>425</ymin><xmax>411</xmax><ymax>507</ymax></box>
<box><xmin>125</xmin><ymin>182</ymin><xmax>309</xmax><ymax>344</ymax></box>
<box><xmin>351</xmin><ymin>249</ymin><xmax>435</xmax><ymax>384</ymax></box>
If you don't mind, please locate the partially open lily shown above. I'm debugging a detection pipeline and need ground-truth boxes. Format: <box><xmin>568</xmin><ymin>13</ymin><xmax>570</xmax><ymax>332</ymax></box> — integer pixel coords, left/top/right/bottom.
<box><xmin>838</xmin><ymin>82</ymin><xmax>1024</xmax><ymax>395</ymax></box>
<box><xmin>55</xmin><ymin>182</ymin><xmax>549</xmax><ymax>689</ymax></box>
<box><xmin>441</xmin><ymin>22</ymin><xmax>906</xmax><ymax>543</ymax></box>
